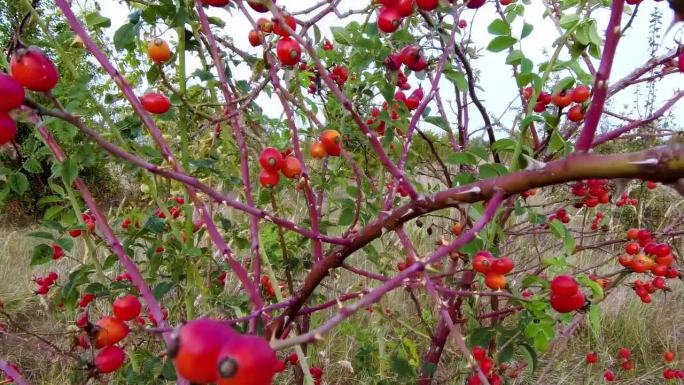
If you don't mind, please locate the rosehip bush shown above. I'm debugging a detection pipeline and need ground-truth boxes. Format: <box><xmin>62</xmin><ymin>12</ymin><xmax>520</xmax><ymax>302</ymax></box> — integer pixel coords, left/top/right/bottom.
<box><xmin>1</xmin><ymin>0</ymin><xmax>684</xmax><ymax>385</ymax></box>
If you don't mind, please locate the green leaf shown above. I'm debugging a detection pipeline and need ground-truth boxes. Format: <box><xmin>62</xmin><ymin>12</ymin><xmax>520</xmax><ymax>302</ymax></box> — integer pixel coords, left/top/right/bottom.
<box><xmin>113</xmin><ymin>21</ymin><xmax>142</xmax><ymax>51</ymax></box>
<box><xmin>487</xmin><ymin>36</ymin><xmax>517</xmax><ymax>52</ymax></box>
<box><xmin>23</xmin><ymin>158</ymin><xmax>42</xmax><ymax>174</ymax></box>
<box><xmin>28</xmin><ymin>231</ymin><xmax>55</xmax><ymax>240</ymax></box>
<box><xmin>506</xmin><ymin>50</ymin><xmax>524</xmax><ymax>65</ymax></box>
<box><xmin>521</xmin><ymin>22</ymin><xmax>534</xmax><ymax>39</ymax></box>
<box><xmin>424</xmin><ymin>116</ymin><xmax>450</xmax><ymax>132</ymax></box>
<box><xmin>153</xmin><ymin>281</ymin><xmax>175</xmax><ymax>300</ymax></box>
<box><xmin>444</xmin><ymin>69</ymin><xmax>468</xmax><ymax>92</ymax></box>
<box><xmin>59</xmin><ymin>158</ymin><xmax>79</xmax><ymax>185</ymax></box>
<box><xmin>338</xmin><ymin>207</ymin><xmax>354</xmax><ymax>226</ymax></box>
<box><xmin>491</xmin><ymin>138</ymin><xmax>518</xmax><ymax>152</ymax></box>
<box><xmin>552</xmin><ymin>77</ymin><xmax>576</xmax><ymax>94</ymax></box>
<box><xmin>144</xmin><ymin>216</ymin><xmax>166</xmax><ymax>234</ymax></box>
<box><xmin>468</xmin><ymin>327</ymin><xmax>493</xmax><ymax>348</ymax></box>
<box><xmin>488</xmin><ymin>19</ymin><xmax>511</xmax><ymax>36</ymax></box>
<box><xmin>331</xmin><ymin>26</ymin><xmax>352</xmax><ymax>45</ymax></box>
<box><xmin>31</xmin><ymin>244</ymin><xmax>53</xmax><ymax>266</ymax></box>
<box><xmin>44</xmin><ymin>206</ymin><xmax>64</xmax><ymax>221</ymax></box>
<box><xmin>577</xmin><ymin>275</ymin><xmax>604</xmax><ymax>301</ymax></box>
<box><xmin>445</xmin><ymin>152</ymin><xmax>477</xmax><ymax>165</ymax></box>
<box><xmin>56</xmin><ymin>237</ymin><xmax>74</xmax><ymax>251</ymax></box>
<box><xmin>8</xmin><ymin>173</ymin><xmax>29</xmax><ymax>195</ymax></box>
<box><xmin>559</xmin><ymin>14</ymin><xmax>580</xmax><ymax>29</ymax></box>
<box><xmin>520</xmin><ymin>343</ymin><xmax>538</xmax><ymax>372</ymax></box>
<box><xmin>588</xmin><ymin>304</ymin><xmax>601</xmax><ymax>337</ymax></box>
<box><xmin>85</xmin><ymin>12</ymin><xmax>111</xmax><ymax>29</ymax></box>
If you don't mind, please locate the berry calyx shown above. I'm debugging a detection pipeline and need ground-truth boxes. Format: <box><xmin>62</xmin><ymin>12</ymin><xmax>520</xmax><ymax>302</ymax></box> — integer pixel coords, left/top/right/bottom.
<box><xmin>259</xmin><ymin>147</ymin><xmax>284</xmax><ymax>172</ymax></box>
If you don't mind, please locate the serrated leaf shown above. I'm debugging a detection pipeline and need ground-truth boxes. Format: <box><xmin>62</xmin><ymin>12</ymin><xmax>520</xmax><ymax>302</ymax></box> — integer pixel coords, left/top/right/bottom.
<box><xmin>488</xmin><ymin>19</ymin><xmax>511</xmax><ymax>36</ymax></box>
<box><xmin>144</xmin><ymin>216</ymin><xmax>166</xmax><ymax>234</ymax></box>
<box><xmin>487</xmin><ymin>36</ymin><xmax>517</xmax><ymax>52</ymax></box>
<box><xmin>85</xmin><ymin>12</ymin><xmax>111</xmax><ymax>29</ymax></box>
<box><xmin>559</xmin><ymin>14</ymin><xmax>580</xmax><ymax>29</ymax></box>
<box><xmin>444</xmin><ymin>69</ymin><xmax>468</xmax><ymax>92</ymax></box>
<box><xmin>8</xmin><ymin>173</ymin><xmax>28</xmax><ymax>195</ymax></box>
<box><xmin>31</xmin><ymin>244</ymin><xmax>53</xmax><ymax>266</ymax></box>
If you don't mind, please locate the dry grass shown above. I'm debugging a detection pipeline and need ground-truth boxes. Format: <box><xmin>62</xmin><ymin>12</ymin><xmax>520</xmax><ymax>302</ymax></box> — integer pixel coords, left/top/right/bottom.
<box><xmin>1</xmin><ymin>186</ymin><xmax>683</xmax><ymax>384</ymax></box>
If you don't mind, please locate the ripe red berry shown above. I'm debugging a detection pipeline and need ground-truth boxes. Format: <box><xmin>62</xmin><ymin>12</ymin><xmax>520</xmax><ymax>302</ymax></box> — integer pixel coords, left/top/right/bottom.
<box><xmin>393</xmin><ymin>0</ymin><xmax>415</xmax><ymax>17</ymax></box>
<box><xmin>550</xmin><ymin>290</ymin><xmax>585</xmax><ymax>313</ymax></box>
<box><xmin>288</xmin><ymin>352</ymin><xmax>299</xmax><ymax>365</ymax></box>
<box><xmin>259</xmin><ymin>147</ymin><xmax>284</xmax><ymax>172</ymax></box>
<box><xmin>472</xmin><ymin>253</ymin><xmax>493</xmax><ymax>274</ymax></box>
<box><xmin>10</xmin><ymin>47</ymin><xmax>59</xmax><ymax>92</ymax></box>
<box><xmin>567</xmin><ymin>105</ymin><xmax>584</xmax><ymax>122</ymax></box>
<box><xmin>484</xmin><ymin>273</ymin><xmax>506</xmax><ymax>290</ymax></box>
<box><xmin>141</xmin><ymin>93</ymin><xmax>171</xmax><ymax>114</ymax></box>
<box><xmin>0</xmin><ymin>73</ymin><xmax>25</xmax><ymax>112</ymax></box>
<box><xmin>172</xmin><ymin>320</ymin><xmax>237</xmax><ymax>383</ymax></box>
<box><xmin>0</xmin><ymin>113</ymin><xmax>18</xmax><ymax>145</ymax></box>
<box><xmin>491</xmin><ymin>257</ymin><xmax>514</xmax><ymax>275</ymax></box>
<box><xmin>572</xmin><ymin>85</ymin><xmax>591</xmax><ymax>103</ymax></box>
<box><xmin>215</xmin><ymin>334</ymin><xmax>278</xmax><ymax>385</ymax></box>
<box><xmin>416</xmin><ymin>0</ymin><xmax>439</xmax><ymax>10</ymax></box>
<box><xmin>320</xmin><ymin>129</ymin><xmax>341</xmax><ymax>156</ymax></box>
<box><xmin>259</xmin><ymin>169</ymin><xmax>280</xmax><ymax>188</ymax></box>
<box><xmin>624</xmin><ymin>242</ymin><xmax>640</xmax><ymax>255</ymax></box>
<box><xmin>51</xmin><ymin>243</ymin><xmax>64</xmax><ymax>260</ymax></box>
<box><xmin>377</xmin><ymin>7</ymin><xmax>403</xmax><ymax>33</ymax></box>
<box><xmin>551</xmin><ymin>91</ymin><xmax>572</xmax><ymax>108</ymax></box>
<box><xmin>276</xmin><ymin>37</ymin><xmax>302</xmax><ymax>66</ymax></box>
<box><xmin>272</xmin><ymin>14</ymin><xmax>296</xmax><ymax>37</ymax></box>
<box><xmin>94</xmin><ymin>316</ymin><xmax>130</xmax><ymax>348</ymax></box>
<box><xmin>550</xmin><ymin>275</ymin><xmax>579</xmax><ymax>296</ymax></box>
<box><xmin>664</xmin><ymin>350</ymin><xmax>675</xmax><ymax>362</ymax></box>
<box><xmin>466</xmin><ymin>0</ymin><xmax>486</xmax><ymax>8</ymax></box>
<box><xmin>603</xmin><ymin>369</ymin><xmax>615</xmax><ymax>381</ymax></box>
<box><xmin>281</xmin><ymin>156</ymin><xmax>302</xmax><ymax>179</ymax></box>
<box><xmin>247</xmin><ymin>0</ymin><xmax>274</xmax><ymax>13</ymax></box>
<box><xmin>472</xmin><ymin>345</ymin><xmax>487</xmax><ymax>361</ymax></box>
<box><xmin>618</xmin><ymin>347</ymin><xmax>631</xmax><ymax>359</ymax></box>
<box><xmin>94</xmin><ymin>345</ymin><xmax>126</xmax><ymax>374</ymax></box>
<box><xmin>621</xmin><ymin>361</ymin><xmax>633</xmax><ymax>371</ymax></box>
<box><xmin>248</xmin><ymin>30</ymin><xmax>263</xmax><ymax>47</ymax></box>
<box><xmin>202</xmin><ymin>0</ymin><xmax>230</xmax><ymax>6</ymax></box>
<box><xmin>585</xmin><ymin>351</ymin><xmax>598</xmax><ymax>364</ymax></box>
<box><xmin>113</xmin><ymin>295</ymin><xmax>142</xmax><ymax>321</ymax></box>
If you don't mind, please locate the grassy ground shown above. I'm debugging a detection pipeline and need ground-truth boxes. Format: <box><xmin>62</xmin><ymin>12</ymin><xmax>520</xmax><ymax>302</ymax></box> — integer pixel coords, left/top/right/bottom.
<box><xmin>1</xmin><ymin>188</ymin><xmax>683</xmax><ymax>384</ymax></box>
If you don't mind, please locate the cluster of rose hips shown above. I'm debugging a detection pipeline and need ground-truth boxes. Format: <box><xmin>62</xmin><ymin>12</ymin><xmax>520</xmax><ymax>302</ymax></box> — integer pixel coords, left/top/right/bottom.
<box><xmin>33</xmin><ymin>272</ymin><xmax>59</xmax><ymax>295</ymax></box>
<box><xmin>618</xmin><ymin>229</ymin><xmax>677</xmax><ymax>275</ymax></box>
<box><xmin>549</xmin><ymin>275</ymin><xmax>586</xmax><ymax>313</ymax></box>
<box><xmin>547</xmin><ymin>208</ymin><xmax>571</xmax><ymax>224</ymax></box>
<box><xmin>153</xmin><ymin>196</ymin><xmax>185</xmax><ymax>220</ymax></box>
<box><xmin>78</xmin><ymin>293</ymin><xmax>97</xmax><ymax>308</ymax></box>
<box><xmin>69</xmin><ymin>211</ymin><xmax>97</xmax><ymax>238</ymax></box>
<box><xmin>74</xmin><ymin>295</ymin><xmax>142</xmax><ymax>375</ymax></box>
<box><xmin>257</xmin><ymin>147</ymin><xmax>302</xmax><ymax>188</ymax></box>
<box><xmin>377</xmin><ymin>0</ymin><xmax>483</xmax><ymax>34</ymax></box>
<box><xmin>662</xmin><ymin>349</ymin><xmax>684</xmax><ymax>380</ymax></box>
<box><xmin>523</xmin><ymin>85</ymin><xmax>590</xmax><ymax>120</ymax></box>
<box><xmin>570</xmin><ymin>179</ymin><xmax>611</xmax><ymax>208</ymax></box>
<box><xmin>260</xmin><ymin>275</ymin><xmax>277</xmax><ymax>299</ymax></box>
<box><xmin>466</xmin><ymin>345</ymin><xmax>503</xmax><ymax>385</ymax></box>
<box><xmin>286</xmin><ymin>353</ymin><xmax>324</xmax><ymax>384</ymax></box>
<box><xmin>471</xmin><ymin>251</ymin><xmax>514</xmax><ymax>290</ymax></box>
<box><xmin>0</xmin><ymin>46</ymin><xmax>61</xmax><ymax>147</ymax></box>
<box><xmin>310</xmin><ymin>129</ymin><xmax>342</xmax><ymax>159</ymax></box>
<box><xmin>615</xmin><ymin>192</ymin><xmax>638</xmax><ymax>208</ymax></box>
<box><xmin>171</xmin><ymin>319</ymin><xmax>278</xmax><ymax>385</ymax></box>
<box><xmin>590</xmin><ymin>212</ymin><xmax>604</xmax><ymax>231</ymax></box>
<box><xmin>387</xmin><ymin>45</ymin><xmax>429</xmax><ymax>73</ymax></box>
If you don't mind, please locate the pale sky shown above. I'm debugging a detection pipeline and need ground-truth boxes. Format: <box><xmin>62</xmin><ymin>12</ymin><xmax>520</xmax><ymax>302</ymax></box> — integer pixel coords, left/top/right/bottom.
<box><xmin>94</xmin><ymin>0</ymin><xmax>684</xmax><ymax>139</ymax></box>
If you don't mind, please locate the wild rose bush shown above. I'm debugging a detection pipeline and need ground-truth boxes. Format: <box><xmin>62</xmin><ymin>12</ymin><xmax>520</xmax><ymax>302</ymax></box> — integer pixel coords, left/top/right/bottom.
<box><xmin>1</xmin><ymin>0</ymin><xmax>684</xmax><ymax>384</ymax></box>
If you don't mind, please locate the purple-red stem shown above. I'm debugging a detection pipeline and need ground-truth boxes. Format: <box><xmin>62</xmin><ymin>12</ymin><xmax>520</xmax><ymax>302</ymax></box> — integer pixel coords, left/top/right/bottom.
<box><xmin>237</xmin><ymin>0</ymin><xmax>324</xmax><ymax>263</ymax></box>
<box><xmin>271</xmin><ymin>191</ymin><xmax>505</xmax><ymax>350</ymax></box>
<box><xmin>0</xmin><ymin>360</ymin><xmax>29</xmax><ymax>385</ymax></box>
<box><xmin>194</xmin><ymin>0</ymin><xmax>263</xmax><ymax>288</ymax></box>
<box><xmin>592</xmin><ymin>90</ymin><xmax>684</xmax><ymax>147</ymax></box>
<box><xmin>574</xmin><ymin>0</ymin><xmax>625</xmax><ymax>151</ymax></box>
<box><xmin>53</xmin><ymin>0</ymin><xmax>264</xmax><ymax>312</ymax></box>
<box><xmin>266</xmin><ymin>5</ymin><xmax>419</xmax><ymax>200</ymax></box>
